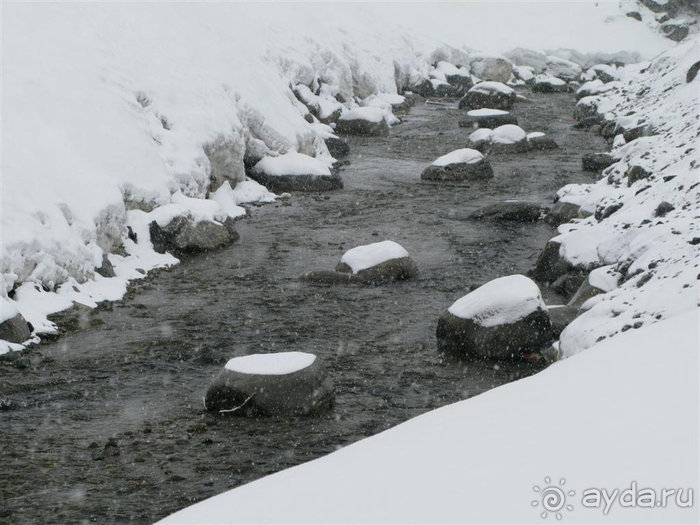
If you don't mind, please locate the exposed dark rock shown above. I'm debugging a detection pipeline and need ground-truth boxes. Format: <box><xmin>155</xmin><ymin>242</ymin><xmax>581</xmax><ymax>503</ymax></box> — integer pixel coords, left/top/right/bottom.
<box><xmin>0</xmin><ymin>314</ymin><xmax>32</xmax><ymax>344</ymax></box>
<box><xmin>205</xmin><ymin>355</ymin><xmax>334</xmax><ymax>417</ymax></box>
<box><xmin>655</xmin><ymin>201</ymin><xmax>675</xmax><ymax>217</ymax></box>
<box><xmin>528</xmin><ymin>134</ymin><xmax>559</xmax><ymax>151</ymax></box>
<box><xmin>324</xmin><ymin>137</ymin><xmax>350</xmax><ymax>159</ymax></box>
<box><xmin>661</xmin><ymin>22</ymin><xmax>689</xmax><ymax>41</ymax></box>
<box><xmin>249</xmin><ymin>169</ymin><xmax>343</xmax><ymax>193</ymax></box>
<box><xmin>436</xmin><ymin>309</ymin><xmax>553</xmax><ymax>359</ymax></box>
<box><xmin>458</xmin><ymin>112</ymin><xmax>518</xmax><ymax>129</ymax></box>
<box><xmin>532</xmin><ymin>79</ymin><xmax>568</xmax><ymax>93</ymax></box>
<box><xmin>469</xmin><ymin>201</ymin><xmax>546</xmax><ymax>222</ymax></box>
<box><xmin>595</xmin><ymin>202</ymin><xmax>624</xmax><ymax>221</ymax></box>
<box><xmin>545</xmin><ymin>201</ymin><xmax>583</xmax><ymax>226</ymax></box>
<box><xmin>622</xmin><ymin>124</ymin><xmax>648</xmax><ymax>142</ymax></box>
<box><xmin>531</xmin><ymin>240</ymin><xmax>574</xmax><ymax>284</ymax></box>
<box><xmin>626</xmin><ymin>165</ymin><xmax>650</xmax><ymax>186</ymax></box>
<box><xmin>582</xmin><ymin>152</ymin><xmax>616</xmax><ymax>172</ymax></box>
<box><xmin>445</xmin><ymin>74</ymin><xmax>474</xmax><ymax>89</ymax></box>
<box><xmin>421</xmin><ymin>158</ymin><xmax>494</xmax><ymax>182</ymax></box>
<box><xmin>95</xmin><ymin>254</ymin><xmax>115</xmax><ymax>278</ymax></box>
<box><xmin>548</xmin><ymin>305</ymin><xmax>578</xmax><ymax>337</ymax></box>
<box><xmin>573</xmin><ymin>115</ymin><xmax>605</xmax><ymax>129</ymax></box>
<box><xmin>626</xmin><ymin>10</ymin><xmax>642</xmax><ymax>20</ymax></box>
<box><xmin>300</xmin><ymin>271</ymin><xmax>358</xmax><ymax>285</ymax></box>
<box><xmin>551</xmin><ymin>271</ymin><xmax>587</xmax><ymax>299</ymax></box>
<box><xmin>687</xmin><ymin>61</ymin><xmax>700</xmax><ymax>83</ymax></box>
<box><xmin>568</xmin><ymin>275</ymin><xmax>608</xmax><ymax>310</ymax></box>
<box><xmin>335</xmin><ymin>117</ymin><xmax>389</xmax><ymax>137</ymax></box>
<box><xmin>488</xmin><ymin>139</ymin><xmax>532</xmax><ymax>154</ymax></box>
<box><xmin>149</xmin><ymin>215</ymin><xmax>239</xmax><ymax>255</ymax></box>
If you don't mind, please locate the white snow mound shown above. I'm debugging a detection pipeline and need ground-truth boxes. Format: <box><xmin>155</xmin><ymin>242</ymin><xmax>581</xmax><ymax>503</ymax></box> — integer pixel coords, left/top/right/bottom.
<box><xmin>432</xmin><ymin>148</ymin><xmax>484</xmax><ymax>166</ymax></box>
<box><xmin>225</xmin><ymin>352</ymin><xmax>316</xmax><ymax>375</ymax></box>
<box><xmin>448</xmin><ymin>274</ymin><xmax>545</xmax><ymax>327</ymax></box>
<box><xmin>340</xmin><ymin>241</ymin><xmax>409</xmax><ymax>274</ymax></box>
<box><xmin>253</xmin><ymin>152</ymin><xmax>332</xmax><ymax>177</ymax></box>
<box><xmin>491</xmin><ymin>124</ymin><xmax>527</xmax><ymax>144</ymax></box>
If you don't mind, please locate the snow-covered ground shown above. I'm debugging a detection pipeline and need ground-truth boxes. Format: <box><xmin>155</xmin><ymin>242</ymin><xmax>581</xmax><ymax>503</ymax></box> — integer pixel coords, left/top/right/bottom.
<box><xmin>160</xmin><ymin>308</ymin><xmax>699</xmax><ymax>524</ymax></box>
<box><xmin>1</xmin><ymin>2</ymin><xmax>672</xmax><ymax>350</ymax></box>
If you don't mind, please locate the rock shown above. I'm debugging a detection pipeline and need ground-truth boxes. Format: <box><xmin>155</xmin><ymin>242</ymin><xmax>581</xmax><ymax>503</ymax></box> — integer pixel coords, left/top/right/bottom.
<box><xmin>573</xmin><ymin>115</ymin><xmax>605</xmax><ymax>129</ymax></box>
<box><xmin>103</xmin><ymin>438</ymin><xmax>120</xmax><ymax>457</ymax></box>
<box><xmin>512</xmin><ymin>65</ymin><xmax>536</xmax><ymax>84</ymax></box>
<box><xmin>410</xmin><ymin>79</ymin><xmax>436</xmax><ymax>98</ymax></box>
<box><xmin>568</xmin><ymin>266</ymin><xmax>621</xmax><ymax>309</ymax></box>
<box><xmin>436</xmin><ymin>275</ymin><xmax>553</xmax><ymax>359</ymax></box>
<box><xmin>469</xmin><ymin>201</ymin><xmax>546</xmax><ymax>222</ymax></box>
<box><xmin>325</xmin><ymin>137</ymin><xmax>349</xmax><ymax>159</ymax></box>
<box><xmin>531</xmin><ymin>240</ymin><xmax>573</xmax><ymax>284</ymax></box>
<box><xmin>574</xmin><ymin>96</ymin><xmax>602</xmax><ymax>120</ymax></box>
<box><xmin>622</xmin><ymin>124</ymin><xmax>649</xmax><ymax>142</ymax></box>
<box><xmin>300</xmin><ymin>271</ymin><xmax>358</xmax><ymax>285</ymax></box>
<box><xmin>582</xmin><ymin>152</ymin><xmax>616</xmax><ymax>172</ymax></box>
<box><xmin>504</xmin><ymin>48</ymin><xmax>548</xmax><ymax>73</ymax></box>
<box><xmin>639</xmin><ymin>0</ymin><xmax>668</xmax><ymax>12</ymax></box>
<box><xmin>469</xmin><ymin>55</ymin><xmax>513</xmax><ymax>84</ymax></box>
<box><xmin>203</xmin><ymin>134</ymin><xmax>246</xmax><ymax>191</ymax></box>
<box><xmin>95</xmin><ymin>254</ymin><xmax>115</xmax><ymax>278</ymax></box>
<box><xmin>205</xmin><ymin>352</ymin><xmax>334</xmax><ymax>416</ymax></box>
<box><xmin>458</xmin><ymin>82</ymin><xmax>516</xmax><ymax>111</ymax></box>
<box><xmin>661</xmin><ymin>22</ymin><xmax>689</xmax><ymax>41</ymax></box>
<box><xmin>465</xmin><ymin>128</ymin><xmax>494</xmax><ymax>152</ymax></box>
<box><xmin>532</xmin><ymin>76</ymin><xmax>568</xmax><ymax>93</ymax></box>
<box><xmin>458</xmin><ymin>108</ymin><xmax>518</xmax><ymax>129</ymax></box>
<box><xmin>149</xmin><ymin>215</ymin><xmax>239</xmax><ymax>255</ymax></box>
<box><xmin>545</xmin><ymin>56</ymin><xmax>582</xmax><ymax>81</ymax></box>
<box><xmin>601</xmin><ymin>120</ymin><xmax>621</xmax><ymax>139</ymax></box>
<box><xmin>527</xmin><ymin>133</ymin><xmax>559</xmax><ymax>151</ymax></box>
<box><xmin>488</xmin><ymin>124</ymin><xmax>530</xmax><ymax>154</ymax></box>
<box><xmin>433</xmin><ymin>82</ymin><xmax>465</xmax><ymax>98</ymax></box>
<box><xmin>421</xmin><ymin>148</ymin><xmax>493</xmax><ymax>181</ymax></box>
<box><xmin>655</xmin><ymin>201</ymin><xmax>675</xmax><ymax>217</ymax></box>
<box><xmin>547</xmin><ymin>305</ymin><xmax>578</xmax><ymax>337</ymax></box>
<box><xmin>626</xmin><ymin>10</ymin><xmax>642</xmax><ymax>20</ymax></box>
<box><xmin>626</xmin><ymin>165</ymin><xmax>650</xmax><ymax>186</ymax></box>
<box><xmin>551</xmin><ymin>271</ymin><xmax>587</xmax><ymax>298</ymax></box>
<box><xmin>545</xmin><ymin>201</ymin><xmax>583</xmax><ymax>226</ymax></box>
<box><xmin>595</xmin><ymin>202</ymin><xmax>623</xmax><ymax>221</ymax></box>
<box><xmin>0</xmin><ymin>313</ymin><xmax>32</xmax><ymax>344</ymax></box>
<box><xmin>687</xmin><ymin>61</ymin><xmax>700</xmax><ymax>83</ymax></box>
<box><xmin>335</xmin><ymin>107</ymin><xmax>389</xmax><ymax>137</ymax></box>
<box><xmin>250</xmin><ymin>152</ymin><xmax>343</xmax><ymax>192</ymax></box>
<box><xmin>335</xmin><ymin>240</ymin><xmax>418</xmax><ymax>284</ymax></box>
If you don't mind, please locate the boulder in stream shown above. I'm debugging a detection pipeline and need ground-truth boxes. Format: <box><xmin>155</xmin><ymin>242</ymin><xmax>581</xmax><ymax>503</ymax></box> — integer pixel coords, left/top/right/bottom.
<box><xmin>0</xmin><ymin>313</ymin><xmax>32</xmax><ymax>344</ymax></box>
<box><xmin>205</xmin><ymin>352</ymin><xmax>334</xmax><ymax>417</ymax></box>
<box><xmin>436</xmin><ymin>275</ymin><xmax>553</xmax><ymax>359</ymax></box>
<box><xmin>458</xmin><ymin>82</ymin><xmax>516</xmax><ymax>111</ymax></box>
<box><xmin>250</xmin><ymin>152</ymin><xmax>343</xmax><ymax>192</ymax></box>
<box><xmin>531</xmin><ymin>75</ymin><xmax>568</xmax><ymax>93</ymax></box>
<box><xmin>421</xmin><ymin>148</ymin><xmax>493</xmax><ymax>181</ymax></box>
<box><xmin>335</xmin><ymin>240</ymin><xmax>418</xmax><ymax>284</ymax></box>
<box><xmin>149</xmin><ymin>214</ymin><xmax>239</xmax><ymax>255</ymax></box>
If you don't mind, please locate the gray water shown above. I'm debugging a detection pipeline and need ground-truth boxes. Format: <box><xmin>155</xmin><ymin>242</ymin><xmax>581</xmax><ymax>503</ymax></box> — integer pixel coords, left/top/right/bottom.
<box><xmin>0</xmin><ymin>89</ymin><xmax>605</xmax><ymax>524</ymax></box>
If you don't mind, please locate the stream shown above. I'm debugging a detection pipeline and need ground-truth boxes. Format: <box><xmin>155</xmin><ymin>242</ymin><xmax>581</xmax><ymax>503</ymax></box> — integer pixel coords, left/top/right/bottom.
<box><xmin>0</xmin><ymin>88</ymin><xmax>606</xmax><ymax>524</ymax></box>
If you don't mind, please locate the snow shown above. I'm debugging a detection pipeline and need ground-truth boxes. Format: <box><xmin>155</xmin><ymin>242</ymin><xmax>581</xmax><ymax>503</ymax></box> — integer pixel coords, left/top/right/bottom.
<box><xmin>468</xmin><ymin>128</ymin><xmax>493</xmax><ymax>143</ymax></box>
<box><xmin>224</xmin><ymin>352</ymin><xmax>316</xmax><ymax>376</ymax></box>
<box><xmin>159</xmin><ymin>308</ymin><xmax>699</xmax><ymax>524</ymax></box>
<box><xmin>253</xmin><ymin>152</ymin><xmax>332</xmax><ymax>177</ymax></box>
<box><xmin>447</xmin><ymin>274</ymin><xmax>545</xmax><ymax>327</ymax></box>
<box><xmin>587</xmin><ymin>265</ymin><xmax>622</xmax><ymax>293</ymax></box>
<box><xmin>431</xmin><ymin>148</ymin><xmax>484</xmax><ymax>166</ymax></box>
<box><xmin>491</xmin><ymin>124</ymin><xmax>527</xmax><ymax>144</ymax></box>
<box><xmin>467</xmin><ymin>108</ymin><xmax>509</xmax><ymax>116</ymax></box>
<box><xmin>339</xmin><ymin>241</ymin><xmax>409</xmax><ymax>274</ymax></box>
<box><xmin>527</xmin><ymin>131</ymin><xmax>546</xmax><ymax>140</ymax></box>
<box><xmin>513</xmin><ymin>64</ymin><xmax>535</xmax><ymax>81</ymax></box>
<box><xmin>534</xmin><ymin>73</ymin><xmax>566</xmax><ymax>86</ymax></box>
<box><xmin>338</xmin><ymin>106</ymin><xmax>386</xmax><ymax>123</ymax></box>
<box><xmin>469</xmin><ymin>81</ymin><xmax>515</xmax><ymax>95</ymax></box>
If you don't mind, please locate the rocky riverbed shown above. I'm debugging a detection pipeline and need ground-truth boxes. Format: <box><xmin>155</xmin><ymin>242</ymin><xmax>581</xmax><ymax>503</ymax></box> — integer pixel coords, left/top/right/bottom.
<box><xmin>0</xmin><ymin>88</ymin><xmax>607</xmax><ymax>524</ymax></box>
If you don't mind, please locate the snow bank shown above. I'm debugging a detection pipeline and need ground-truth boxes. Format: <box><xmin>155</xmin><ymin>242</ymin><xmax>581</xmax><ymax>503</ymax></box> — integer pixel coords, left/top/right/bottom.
<box><xmin>448</xmin><ymin>274</ymin><xmax>545</xmax><ymax>327</ymax></box>
<box><xmin>225</xmin><ymin>352</ymin><xmax>316</xmax><ymax>376</ymax></box>
<box><xmin>552</xmin><ymin>38</ymin><xmax>700</xmax><ymax>356</ymax></box>
<box><xmin>339</xmin><ymin>241</ymin><xmax>409</xmax><ymax>274</ymax></box>
<box><xmin>159</xmin><ymin>308</ymin><xmax>699</xmax><ymax>524</ymax></box>
<box><xmin>431</xmin><ymin>148</ymin><xmax>484</xmax><ymax>166</ymax></box>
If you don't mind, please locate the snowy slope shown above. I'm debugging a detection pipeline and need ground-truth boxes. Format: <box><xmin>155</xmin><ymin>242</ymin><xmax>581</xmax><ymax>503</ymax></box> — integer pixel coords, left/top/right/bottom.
<box><xmin>553</xmin><ymin>38</ymin><xmax>700</xmax><ymax>356</ymax></box>
<box><xmin>159</xmin><ymin>309</ymin><xmax>699</xmax><ymax>524</ymax></box>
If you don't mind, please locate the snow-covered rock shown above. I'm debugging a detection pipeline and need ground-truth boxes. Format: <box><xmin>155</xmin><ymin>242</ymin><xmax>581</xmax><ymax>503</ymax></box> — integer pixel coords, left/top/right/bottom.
<box><xmin>335</xmin><ymin>241</ymin><xmax>418</xmax><ymax>283</ymax></box>
<box><xmin>504</xmin><ymin>47</ymin><xmax>548</xmax><ymax>72</ymax></box>
<box><xmin>468</xmin><ymin>54</ymin><xmax>513</xmax><ymax>84</ymax></box>
<box><xmin>421</xmin><ymin>148</ymin><xmax>493</xmax><ymax>181</ymax></box>
<box><xmin>527</xmin><ymin>131</ymin><xmax>559</xmax><ymax>150</ymax></box>
<box><xmin>491</xmin><ymin>124</ymin><xmax>527</xmax><ymax>144</ymax></box>
<box><xmin>249</xmin><ymin>152</ymin><xmax>342</xmax><ymax>192</ymax></box>
<box><xmin>205</xmin><ymin>351</ymin><xmax>334</xmax><ymax>416</ymax></box>
<box><xmin>335</xmin><ymin>107</ymin><xmax>391</xmax><ymax>137</ymax></box>
<box><xmin>458</xmin><ymin>108</ymin><xmax>518</xmax><ymax>129</ymax></box>
<box><xmin>531</xmin><ymin>73</ymin><xmax>569</xmax><ymax>93</ymax></box>
<box><xmin>436</xmin><ymin>275</ymin><xmax>552</xmax><ymax>359</ymax></box>
<box><xmin>149</xmin><ymin>214</ymin><xmax>239</xmax><ymax>255</ymax></box>
<box><xmin>545</xmin><ymin>55</ymin><xmax>583</xmax><ymax>81</ymax></box>
<box><xmin>512</xmin><ymin>65</ymin><xmax>536</xmax><ymax>84</ymax></box>
<box><xmin>458</xmin><ymin>81</ymin><xmax>516</xmax><ymax>110</ymax></box>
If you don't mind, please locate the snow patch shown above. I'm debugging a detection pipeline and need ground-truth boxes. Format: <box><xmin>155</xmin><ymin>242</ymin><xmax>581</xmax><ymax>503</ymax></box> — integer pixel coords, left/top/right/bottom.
<box><xmin>340</xmin><ymin>241</ymin><xmax>409</xmax><ymax>274</ymax></box>
<box><xmin>225</xmin><ymin>352</ymin><xmax>316</xmax><ymax>376</ymax></box>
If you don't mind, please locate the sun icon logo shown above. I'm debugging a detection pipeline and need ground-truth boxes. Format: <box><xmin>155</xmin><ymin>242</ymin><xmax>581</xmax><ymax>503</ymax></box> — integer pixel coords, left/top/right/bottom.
<box><xmin>531</xmin><ymin>477</ymin><xmax>575</xmax><ymax>520</ymax></box>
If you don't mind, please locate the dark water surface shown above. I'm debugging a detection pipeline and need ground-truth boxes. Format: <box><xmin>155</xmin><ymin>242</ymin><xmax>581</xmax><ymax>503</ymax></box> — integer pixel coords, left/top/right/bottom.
<box><xmin>0</xmin><ymin>90</ymin><xmax>605</xmax><ymax>524</ymax></box>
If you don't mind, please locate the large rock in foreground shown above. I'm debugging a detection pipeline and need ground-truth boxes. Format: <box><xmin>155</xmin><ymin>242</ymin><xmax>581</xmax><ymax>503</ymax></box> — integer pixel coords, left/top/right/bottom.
<box><xmin>0</xmin><ymin>313</ymin><xmax>32</xmax><ymax>344</ymax></box>
<box><xmin>205</xmin><ymin>352</ymin><xmax>334</xmax><ymax>416</ymax></box>
<box><xmin>335</xmin><ymin>240</ymin><xmax>418</xmax><ymax>283</ymax></box>
<box><xmin>335</xmin><ymin>107</ymin><xmax>389</xmax><ymax>137</ymax></box>
<box><xmin>421</xmin><ymin>148</ymin><xmax>493</xmax><ymax>181</ymax></box>
<box><xmin>250</xmin><ymin>152</ymin><xmax>342</xmax><ymax>192</ymax></box>
<box><xmin>458</xmin><ymin>82</ymin><xmax>516</xmax><ymax>110</ymax></box>
<box><xmin>436</xmin><ymin>275</ymin><xmax>553</xmax><ymax>359</ymax></box>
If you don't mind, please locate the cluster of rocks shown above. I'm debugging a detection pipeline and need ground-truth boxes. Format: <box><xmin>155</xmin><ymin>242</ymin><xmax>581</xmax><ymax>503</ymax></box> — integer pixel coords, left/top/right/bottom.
<box><xmin>627</xmin><ymin>0</ymin><xmax>696</xmax><ymax>42</ymax></box>
<box><xmin>420</xmin><ymin>148</ymin><xmax>494</xmax><ymax>182</ymax></box>
<box><xmin>149</xmin><ymin>214</ymin><xmax>240</xmax><ymax>255</ymax></box>
<box><xmin>467</xmin><ymin>124</ymin><xmax>558</xmax><ymax>154</ymax></box>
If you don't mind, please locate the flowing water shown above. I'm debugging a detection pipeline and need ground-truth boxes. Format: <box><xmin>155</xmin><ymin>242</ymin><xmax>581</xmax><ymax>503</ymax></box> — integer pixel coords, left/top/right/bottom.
<box><xmin>0</xmin><ymin>89</ymin><xmax>606</xmax><ymax>524</ymax></box>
